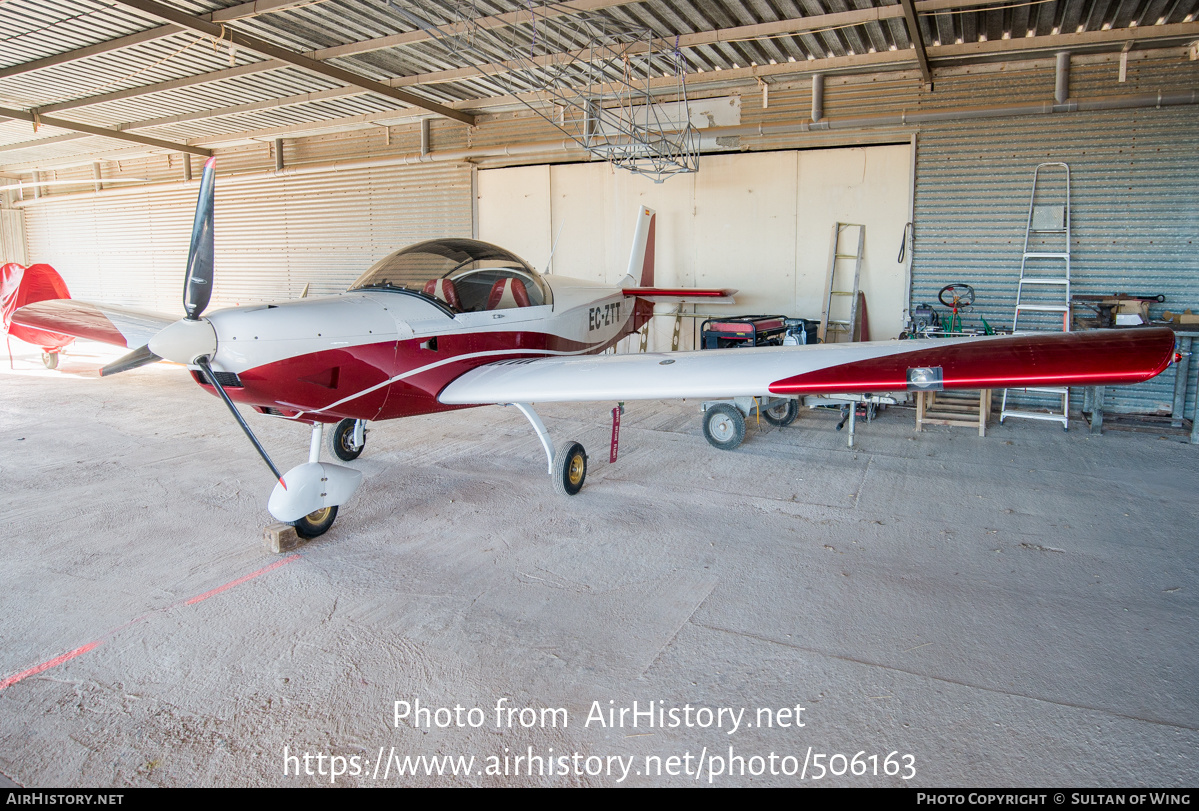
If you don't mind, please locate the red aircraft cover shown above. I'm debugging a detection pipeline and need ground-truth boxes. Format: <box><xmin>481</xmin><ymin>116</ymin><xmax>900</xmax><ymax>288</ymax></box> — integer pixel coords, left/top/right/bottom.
<box><xmin>1</xmin><ymin>262</ymin><xmax>73</xmax><ymax>352</ymax></box>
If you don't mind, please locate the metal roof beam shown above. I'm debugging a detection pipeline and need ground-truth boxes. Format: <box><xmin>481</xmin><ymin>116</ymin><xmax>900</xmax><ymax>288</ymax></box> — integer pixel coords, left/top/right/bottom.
<box><xmin>86</xmin><ymin>20</ymin><xmax>1199</xmax><ymax>146</ymax></box>
<box><xmin>122</xmin><ymin>87</ymin><xmax>367</xmax><ymax>132</ymax></box>
<box><xmin>901</xmin><ymin>0</ymin><xmax>935</xmax><ymax>86</ymax></box>
<box><xmin>50</xmin><ymin>8</ymin><xmax>917</xmax><ymax>136</ymax></box>
<box><xmin>109</xmin><ymin>0</ymin><xmax>475</xmax><ymax>125</ymax></box>
<box><xmin>0</xmin><ymin>133</ymin><xmax>90</xmax><ymax>155</ymax></box>
<box><xmin>35</xmin><ymin>63</ymin><xmax>276</xmax><ymax>117</ymax></box>
<box><xmin>0</xmin><ymin>107</ymin><xmax>212</xmax><ymax>156</ymax></box>
<box><xmin>310</xmin><ymin>0</ymin><xmax>643</xmax><ymax>61</ymax></box>
<box><xmin>935</xmin><ymin>20</ymin><xmax>1199</xmax><ymax>58</ymax></box>
<box><xmin>20</xmin><ymin>2</ymin><xmax>642</xmax><ymax>119</ymax></box>
<box><xmin>310</xmin><ymin>0</ymin><xmax>999</xmax><ymax>62</ymax></box>
<box><xmin>0</xmin><ymin>0</ymin><xmax>327</xmax><ymax>81</ymax></box>
<box><xmin>393</xmin><ymin>13</ymin><xmax>1199</xmax><ymax>90</ymax></box>
<box><xmin>18</xmin><ymin>0</ymin><xmax>987</xmax><ymax>125</ymax></box>
<box><xmin>390</xmin><ymin>7</ymin><xmax>915</xmax><ymax>88</ymax></box>
<box><xmin>0</xmin><ymin>28</ymin><xmax>175</xmax><ymax>81</ymax></box>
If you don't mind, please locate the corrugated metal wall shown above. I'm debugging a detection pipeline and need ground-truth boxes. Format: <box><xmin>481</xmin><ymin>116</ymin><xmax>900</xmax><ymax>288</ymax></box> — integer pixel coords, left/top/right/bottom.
<box><xmin>912</xmin><ymin>64</ymin><xmax>1199</xmax><ymax>419</ymax></box>
<box><xmin>1</xmin><ymin>208</ymin><xmax>26</xmax><ymax>266</ymax></box>
<box><xmin>22</xmin><ymin>162</ymin><xmax>473</xmax><ymax>313</ymax></box>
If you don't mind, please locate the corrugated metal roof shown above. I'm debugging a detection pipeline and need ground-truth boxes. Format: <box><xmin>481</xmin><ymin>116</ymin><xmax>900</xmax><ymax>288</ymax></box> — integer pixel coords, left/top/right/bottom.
<box><xmin>0</xmin><ymin>0</ymin><xmax>1196</xmax><ymax>172</ymax></box>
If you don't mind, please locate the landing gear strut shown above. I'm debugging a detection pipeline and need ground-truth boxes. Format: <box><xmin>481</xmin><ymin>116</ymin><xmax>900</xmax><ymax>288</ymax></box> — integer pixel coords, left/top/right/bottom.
<box><xmin>295</xmin><ymin>422</ymin><xmax>339</xmax><ymax>538</ymax></box>
<box><xmin>511</xmin><ymin>402</ymin><xmax>588</xmax><ymax>496</ymax></box>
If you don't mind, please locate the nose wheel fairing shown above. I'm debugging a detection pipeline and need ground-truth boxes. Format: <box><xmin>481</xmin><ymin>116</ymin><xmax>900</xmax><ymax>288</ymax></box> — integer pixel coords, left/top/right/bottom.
<box><xmin>267</xmin><ymin>422</ymin><xmax>364</xmax><ymax>536</ymax></box>
<box><xmin>267</xmin><ymin>461</ymin><xmax>363</xmax><ymax>523</ymax></box>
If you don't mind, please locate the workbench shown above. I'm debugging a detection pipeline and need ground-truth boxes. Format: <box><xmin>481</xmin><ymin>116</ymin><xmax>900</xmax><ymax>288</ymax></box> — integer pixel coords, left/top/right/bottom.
<box><xmin>1087</xmin><ymin>327</ymin><xmax>1199</xmax><ymax>444</ymax></box>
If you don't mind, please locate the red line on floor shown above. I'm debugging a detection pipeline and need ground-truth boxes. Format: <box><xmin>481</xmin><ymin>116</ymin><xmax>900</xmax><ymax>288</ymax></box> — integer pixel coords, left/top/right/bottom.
<box><xmin>184</xmin><ymin>554</ymin><xmax>300</xmax><ymax>605</ymax></box>
<box><xmin>0</xmin><ymin>641</ymin><xmax>102</xmax><ymax>690</ymax></box>
<box><xmin>1</xmin><ymin>553</ymin><xmax>303</xmax><ymax>691</ymax></box>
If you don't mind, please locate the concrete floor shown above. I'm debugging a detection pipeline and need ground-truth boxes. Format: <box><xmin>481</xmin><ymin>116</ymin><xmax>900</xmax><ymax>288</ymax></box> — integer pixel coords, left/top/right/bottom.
<box><xmin>1</xmin><ymin>341</ymin><xmax>1196</xmax><ymax>787</ymax></box>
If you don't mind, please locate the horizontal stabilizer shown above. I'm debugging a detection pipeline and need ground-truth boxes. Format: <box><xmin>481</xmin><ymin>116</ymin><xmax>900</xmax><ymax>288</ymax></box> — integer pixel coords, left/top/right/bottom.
<box><xmin>622</xmin><ymin>287</ymin><xmax>737</xmax><ymax>304</ymax></box>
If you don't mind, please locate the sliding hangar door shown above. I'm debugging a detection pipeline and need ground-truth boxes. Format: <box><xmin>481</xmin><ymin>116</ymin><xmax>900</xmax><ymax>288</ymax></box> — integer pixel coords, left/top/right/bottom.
<box><xmin>478</xmin><ymin>145</ymin><xmax>914</xmax><ymax>350</ymax></box>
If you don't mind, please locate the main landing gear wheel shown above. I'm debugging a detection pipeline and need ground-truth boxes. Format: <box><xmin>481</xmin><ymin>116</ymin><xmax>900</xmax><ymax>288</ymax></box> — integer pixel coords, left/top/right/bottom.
<box><xmin>553</xmin><ymin>441</ymin><xmax>588</xmax><ymax>496</ymax></box>
<box><xmin>329</xmin><ymin>418</ymin><xmax>364</xmax><ymax>461</ymax></box>
<box><xmin>41</xmin><ymin>352</ymin><xmax>58</xmax><ymax>370</ymax></box>
<box><xmin>762</xmin><ymin>399</ymin><xmax>799</xmax><ymax>427</ymax></box>
<box><xmin>293</xmin><ymin>505</ymin><xmax>338</xmax><ymax>539</ymax></box>
<box><xmin>703</xmin><ymin>404</ymin><xmax>746</xmax><ymax>450</ymax></box>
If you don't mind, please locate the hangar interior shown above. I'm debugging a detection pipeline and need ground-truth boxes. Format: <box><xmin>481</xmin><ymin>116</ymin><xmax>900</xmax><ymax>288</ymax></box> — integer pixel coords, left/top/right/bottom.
<box><xmin>1</xmin><ymin>0</ymin><xmax>1197</xmax><ymax>788</ymax></box>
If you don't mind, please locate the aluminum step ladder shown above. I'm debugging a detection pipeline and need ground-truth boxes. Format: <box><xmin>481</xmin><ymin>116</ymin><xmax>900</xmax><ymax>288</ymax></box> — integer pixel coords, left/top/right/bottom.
<box><xmin>819</xmin><ymin>223</ymin><xmax>865</xmax><ymax>343</ymax></box>
<box><xmin>1001</xmin><ymin>162</ymin><xmax>1072</xmax><ymax>430</ymax></box>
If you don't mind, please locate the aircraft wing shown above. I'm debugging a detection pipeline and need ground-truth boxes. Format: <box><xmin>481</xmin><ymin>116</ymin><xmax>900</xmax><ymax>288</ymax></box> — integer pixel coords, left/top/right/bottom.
<box><xmin>11</xmin><ymin>299</ymin><xmax>176</xmax><ymax>349</ymax></box>
<box><xmin>438</xmin><ymin>327</ymin><xmax>1176</xmax><ymax>404</ymax></box>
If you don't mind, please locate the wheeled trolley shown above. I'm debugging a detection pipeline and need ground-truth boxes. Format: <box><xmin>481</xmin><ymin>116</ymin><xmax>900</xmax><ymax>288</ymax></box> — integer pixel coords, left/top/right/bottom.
<box><xmin>700</xmin><ymin>395</ymin><xmax>800</xmax><ymax>450</ymax></box>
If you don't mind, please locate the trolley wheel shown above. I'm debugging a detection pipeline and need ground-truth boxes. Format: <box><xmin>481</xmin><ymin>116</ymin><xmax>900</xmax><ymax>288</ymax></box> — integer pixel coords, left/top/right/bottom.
<box><xmin>703</xmin><ymin>404</ymin><xmax>746</xmax><ymax>451</ymax></box>
<box><xmin>762</xmin><ymin>399</ymin><xmax>799</xmax><ymax>427</ymax></box>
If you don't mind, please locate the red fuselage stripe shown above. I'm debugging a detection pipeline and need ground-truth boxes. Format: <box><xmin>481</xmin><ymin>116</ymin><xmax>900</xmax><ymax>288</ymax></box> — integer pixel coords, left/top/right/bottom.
<box><xmin>203</xmin><ymin>328</ymin><xmax>625</xmax><ymax>422</ymax></box>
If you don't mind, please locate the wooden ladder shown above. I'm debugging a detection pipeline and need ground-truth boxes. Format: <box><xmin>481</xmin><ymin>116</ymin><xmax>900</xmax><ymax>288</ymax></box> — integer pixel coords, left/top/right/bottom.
<box><xmin>819</xmin><ymin>222</ymin><xmax>865</xmax><ymax>343</ymax></box>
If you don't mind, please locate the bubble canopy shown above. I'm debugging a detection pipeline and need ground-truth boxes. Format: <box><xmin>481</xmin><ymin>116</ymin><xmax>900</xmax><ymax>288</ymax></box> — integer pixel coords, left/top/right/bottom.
<box><xmin>348</xmin><ymin>238</ymin><xmax>550</xmax><ymax>312</ymax></box>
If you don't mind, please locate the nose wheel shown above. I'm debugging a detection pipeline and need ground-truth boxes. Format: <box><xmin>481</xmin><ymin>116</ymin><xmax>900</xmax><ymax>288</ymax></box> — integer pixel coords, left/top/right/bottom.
<box><xmin>293</xmin><ymin>505</ymin><xmax>338</xmax><ymax>538</ymax></box>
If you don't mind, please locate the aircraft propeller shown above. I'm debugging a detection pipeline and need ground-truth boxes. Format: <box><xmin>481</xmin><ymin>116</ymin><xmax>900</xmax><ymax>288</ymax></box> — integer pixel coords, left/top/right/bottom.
<box><xmin>182</xmin><ymin>156</ymin><xmax>215</xmax><ymax>320</ymax></box>
<box><xmin>100</xmin><ymin>158</ymin><xmax>287</xmax><ymax>489</ymax></box>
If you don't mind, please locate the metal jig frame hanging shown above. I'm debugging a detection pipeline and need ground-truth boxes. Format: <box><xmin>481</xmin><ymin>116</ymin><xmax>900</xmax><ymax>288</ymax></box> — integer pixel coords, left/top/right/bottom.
<box><xmin>392</xmin><ymin>0</ymin><xmax>699</xmax><ymax>181</ymax></box>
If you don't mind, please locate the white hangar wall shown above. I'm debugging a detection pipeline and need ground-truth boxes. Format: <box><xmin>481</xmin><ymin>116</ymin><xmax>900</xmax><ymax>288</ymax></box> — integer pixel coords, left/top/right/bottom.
<box><xmin>478</xmin><ymin>145</ymin><xmax>914</xmax><ymax>351</ymax></box>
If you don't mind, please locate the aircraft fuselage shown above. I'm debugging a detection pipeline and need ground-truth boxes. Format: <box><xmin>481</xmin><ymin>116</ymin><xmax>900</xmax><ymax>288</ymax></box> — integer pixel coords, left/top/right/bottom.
<box><xmin>194</xmin><ymin>275</ymin><xmax>652</xmax><ymax>424</ymax></box>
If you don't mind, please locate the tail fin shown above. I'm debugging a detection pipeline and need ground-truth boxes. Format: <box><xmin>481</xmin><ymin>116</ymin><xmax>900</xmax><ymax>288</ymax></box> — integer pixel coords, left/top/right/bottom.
<box><xmin>621</xmin><ymin>206</ymin><xmax>656</xmax><ymax>288</ymax></box>
<box><xmin>2</xmin><ymin>262</ymin><xmax>74</xmax><ymax>351</ymax></box>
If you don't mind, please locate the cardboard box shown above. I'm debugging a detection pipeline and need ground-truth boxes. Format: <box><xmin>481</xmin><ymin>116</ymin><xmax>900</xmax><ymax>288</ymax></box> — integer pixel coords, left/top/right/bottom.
<box><xmin>1115</xmin><ymin>300</ymin><xmax>1150</xmax><ymax>322</ymax></box>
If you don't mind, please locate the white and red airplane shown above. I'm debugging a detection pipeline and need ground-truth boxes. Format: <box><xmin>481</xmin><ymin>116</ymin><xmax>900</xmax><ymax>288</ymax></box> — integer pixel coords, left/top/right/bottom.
<box><xmin>12</xmin><ymin>159</ymin><xmax>1178</xmax><ymax>538</ymax></box>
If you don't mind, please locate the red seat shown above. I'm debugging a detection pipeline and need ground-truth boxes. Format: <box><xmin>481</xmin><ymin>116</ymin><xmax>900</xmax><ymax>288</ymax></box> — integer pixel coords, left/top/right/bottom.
<box><xmin>486</xmin><ymin>278</ymin><xmax>531</xmax><ymax>310</ymax></box>
<box><xmin>423</xmin><ymin>278</ymin><xmax>461</xmax><ymax>310</ymax></box>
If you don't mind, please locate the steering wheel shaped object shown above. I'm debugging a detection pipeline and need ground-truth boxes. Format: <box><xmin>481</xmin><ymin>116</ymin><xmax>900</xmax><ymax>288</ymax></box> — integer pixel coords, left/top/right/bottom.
<box><xmin>938</xmin><ymin>283</ymin><xmax>976</xmax><ymax>308</ymax></box>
